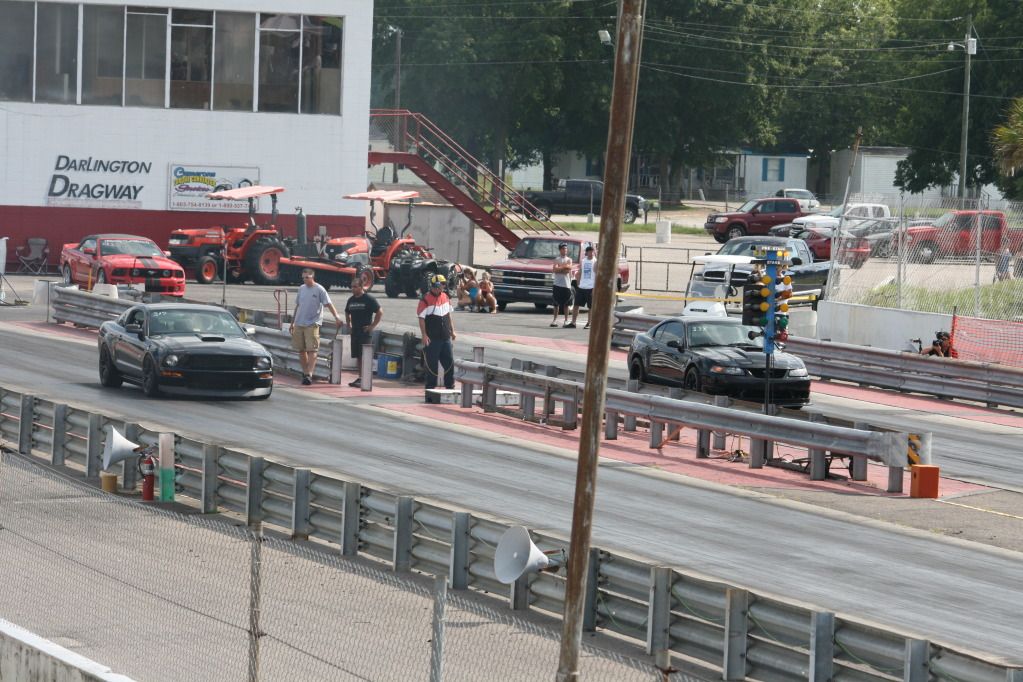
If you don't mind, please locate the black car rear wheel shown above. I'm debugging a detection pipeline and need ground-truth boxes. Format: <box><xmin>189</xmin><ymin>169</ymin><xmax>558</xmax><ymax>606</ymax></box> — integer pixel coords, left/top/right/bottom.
<box><xmin>629</xmin><ymin>356</ymin><xmax>646</xmax><ymax>381</ymax></box>
<box><xmin>98</xmin><ymin>347</ymin><xmax>122</xmax><ymax>388</ymax></box>
<box><xmin>684</xmin><ymin>367</ymin><xmax>702</xmax><ymax>392</ymax></box>
<box><xmin>623</xmin><ymin>207</ymin><xmax>638</xmax><ymax>224</ymax></box>
<box><xmin>142</xmin><ymin>357</ymin><xmax>161</xmax><ymax>397</ymax></box>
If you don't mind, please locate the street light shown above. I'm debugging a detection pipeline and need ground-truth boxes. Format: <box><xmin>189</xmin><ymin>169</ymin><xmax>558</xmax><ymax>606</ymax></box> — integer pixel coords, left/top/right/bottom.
<box><xmin>948</xmin><ymin>30</ymin><xmax>976</xmax><ymax>202</ymax></box>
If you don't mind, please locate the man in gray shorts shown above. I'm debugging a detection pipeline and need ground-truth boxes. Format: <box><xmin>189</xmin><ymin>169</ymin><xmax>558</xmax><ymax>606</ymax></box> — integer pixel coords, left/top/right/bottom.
<box><xmin>293</xmin><ymin>268</ymin><xmax>342</xmax><ymax>385</ymax></box>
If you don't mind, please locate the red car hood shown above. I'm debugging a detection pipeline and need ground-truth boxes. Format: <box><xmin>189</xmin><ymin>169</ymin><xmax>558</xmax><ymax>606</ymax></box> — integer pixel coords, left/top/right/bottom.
<box><xmin>102</xmin><ymin>254</ymin><xmax>179</xmax><ymax>269</ymax></box>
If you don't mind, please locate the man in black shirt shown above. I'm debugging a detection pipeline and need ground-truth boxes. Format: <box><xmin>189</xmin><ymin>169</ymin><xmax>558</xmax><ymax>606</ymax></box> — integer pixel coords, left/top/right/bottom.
<box><xmin>345</xmin><ymin>279</ymin><xmax>383</xmax><ymax>387</ymax></box>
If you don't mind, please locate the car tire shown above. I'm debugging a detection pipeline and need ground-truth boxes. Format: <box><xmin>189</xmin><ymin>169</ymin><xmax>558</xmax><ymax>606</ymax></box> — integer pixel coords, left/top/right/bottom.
<box><xmin>911</xmin><ymin>242</ymin><xmax>937</xmax><ymax>264</ymax></box>
<box><xmin>535</xmin><ymin>203</ymin><xmax>552</xmax><ymax>221</ymax></box>
<box><xmin>62</xmin><ymin>265</ymin><xmax>73</xmax><ymax>286</ymax></box>
<box><xmin>629</xmin><ymin>356</ymin><xmax>646</xmax><ymax>381</ymax></box>
<box><xmin>726</xmin><ymin>225</ymin><xmax>746</xmax><ymax>240</ymax></box>
<box><xmin>684</xmin><ymin>367</ymin><xmax>702</xmax><ymax>392</ymax></box>
<box><xmin>196</xmin><ymin>255</ymin><xmax>219</xmax><ymax>284</ymax></box>
<box><xmin>713</xmin><ymin>235</ymin><xmax>727</xmax><ymax>244</ymax></box>
<box><xmin>497</xmin><ymin>301</ymin><xmax>508</xmax><ymax>312</ymax></box>
<box><xmin>98</xmin><ymin>347</ymin><xmax>122</xmax><ymax>388</ymax></box>
<box><xmin>142</xmin><ymin>357</ymin><xmax>161</xmax><ymax>398</ymax></box>
<box><xmin>623</xmin><ymin>206</ymin><xmax>637</xmax><ymax>224</ymax></box>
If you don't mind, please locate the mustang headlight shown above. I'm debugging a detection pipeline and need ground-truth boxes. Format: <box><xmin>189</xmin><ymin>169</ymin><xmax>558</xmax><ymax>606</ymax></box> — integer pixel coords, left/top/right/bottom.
<box><xmin>710</xmin><ymin>365</ymin><xmax>744</xmax><ymax>375</ymax></box>
<box><xmin>255</xmin><ymin>356</ymin><xmax>272</xmax><ymax>370</ymax></box>
<box><xmin>163</xmin><ymin>354</ymin><xmax>181</xmax><ymax>367</ymax></box>
<box><xmin>131</xmin><ymin>269</ymin><xmax>140</xmax><ymax>276</ymax></box>
<box><xmin>788</xmin><ymin>367</ymin><xmax>808</xmax><ymax>377</ymax></box>
<box><xmin>162</xmin><ymin>269</ymin><xmax>171</xmax><ymax>277</ymax></box>
<box><xmin>714</xmin><ymin>216</ymin><xmax>728</xmax><ymax>223</ymax></box>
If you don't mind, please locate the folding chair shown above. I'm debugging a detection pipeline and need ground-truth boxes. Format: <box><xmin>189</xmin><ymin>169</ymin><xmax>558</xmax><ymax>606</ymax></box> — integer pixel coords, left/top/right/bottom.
<box><xmin>16</xmin><ymin>238</ymin><xmax>48</xmax><ymax>274</ymax></box>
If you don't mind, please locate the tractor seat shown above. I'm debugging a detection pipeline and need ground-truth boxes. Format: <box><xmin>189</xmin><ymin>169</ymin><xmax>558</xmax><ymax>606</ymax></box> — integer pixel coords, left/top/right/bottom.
<box><xmin>370</xmin><ymin>225</ymin><xmax>395</xmax><ymax>257</ymax></box>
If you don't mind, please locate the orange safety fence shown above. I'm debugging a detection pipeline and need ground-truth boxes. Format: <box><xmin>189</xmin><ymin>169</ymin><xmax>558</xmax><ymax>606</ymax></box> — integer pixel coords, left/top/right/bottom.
<box><xmin>951</xmin><ymin>314</ymin><xmax>1023</xmax><ymax>367</ymax></box>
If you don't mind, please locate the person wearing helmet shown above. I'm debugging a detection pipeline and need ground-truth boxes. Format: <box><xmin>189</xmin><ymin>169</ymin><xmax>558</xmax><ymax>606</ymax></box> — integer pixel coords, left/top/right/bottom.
<box><xmin>417</xmin><ymin>273</ymin><xmax>458</xmax><ymax>394</ymax></box>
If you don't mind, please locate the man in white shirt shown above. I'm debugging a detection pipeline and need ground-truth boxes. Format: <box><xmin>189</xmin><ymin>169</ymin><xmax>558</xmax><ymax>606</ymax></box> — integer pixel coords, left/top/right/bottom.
<box><xmin>551</xmin><ymin>242</ymin><xmax>574</xmax><ymax>328</ymax></box>
<box><xmin>570</xmin><ymin>244</ymin><xmax>596</xmax><ymax>329</ymax></box>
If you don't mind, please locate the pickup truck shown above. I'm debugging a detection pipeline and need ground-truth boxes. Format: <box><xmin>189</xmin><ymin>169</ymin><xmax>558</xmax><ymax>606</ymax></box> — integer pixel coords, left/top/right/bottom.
<box><xmin>694</xmin><ymin>236</ymin><xmax>832</xmax><ymax>298</ymax></box>
<box><xmin>792</xmin><ymin>203</ymin><xmax>891</xmax><ymax>230</ymax></box>
<box><xmin>523</xmin><ymin>179</ymin><xmax>647</xmax><ymax>224</ymax></box>
<box><xmin>488</xmin><ymin>235</ymin><xmax>630</xmax><ymax>311</ymax></box>
<box><xmin>704</xmin><ymin>197</ymin><xmax>807</xmax><ymax>243</ymax></box>
<box><xmin>905</xmin><ymin>210</ymin><xmax>1023</xmax><ymax>263</ymax></box>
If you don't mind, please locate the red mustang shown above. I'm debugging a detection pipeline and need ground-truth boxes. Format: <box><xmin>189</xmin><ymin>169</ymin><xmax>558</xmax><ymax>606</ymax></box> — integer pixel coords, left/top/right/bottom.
<box><xmin>60</xmin><ymin>234</ymin><xmax>186</xmax><ymax>297</ymax></box>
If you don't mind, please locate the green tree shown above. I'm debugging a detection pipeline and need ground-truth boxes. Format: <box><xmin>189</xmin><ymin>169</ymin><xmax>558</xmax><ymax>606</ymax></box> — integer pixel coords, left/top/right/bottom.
<box><xmin>991</xmin><ymin>97</ymin><xmax>1023</xmax><ymax>198</ymax></box>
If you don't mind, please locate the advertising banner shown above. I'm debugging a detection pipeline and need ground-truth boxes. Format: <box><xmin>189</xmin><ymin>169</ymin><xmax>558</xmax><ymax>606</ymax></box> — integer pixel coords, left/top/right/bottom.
<box><xmin>168</xmin><ymin>164</ymin><xmax>260</xmax><ymax>212</ymax></box>
<box><xmin>45</xmin><ymin>155</ymin><xmax>152</xmax><ymax>209</ymax></box>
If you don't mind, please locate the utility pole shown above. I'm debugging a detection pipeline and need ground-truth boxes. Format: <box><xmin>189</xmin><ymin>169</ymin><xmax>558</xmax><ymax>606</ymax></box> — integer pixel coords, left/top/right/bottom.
<box><xmin>556</xmin><ymin>1</ymin><xmax>646</xmax><ymax>680</ymax></box>
<box><xmin>392</xmin><ymin>26</ymin><xmax>404</xmax><ymax>183</ymax></box>
<box><xmin>956</xmin><ymin>15</ymin><xmax>974</xmax><ymax>204</ymax></box>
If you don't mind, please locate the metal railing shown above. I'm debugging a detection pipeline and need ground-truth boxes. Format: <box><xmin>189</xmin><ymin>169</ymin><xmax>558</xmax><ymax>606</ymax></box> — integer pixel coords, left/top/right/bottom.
<box><xmin>0</xmin><ymin>385</ymin><xmax>1015</xmax><ymax>681</ymax></box>
<box><xmin>611</xmin><ymin>310</ymin><xmax>1023</xmax><ymax>409</ymax></box>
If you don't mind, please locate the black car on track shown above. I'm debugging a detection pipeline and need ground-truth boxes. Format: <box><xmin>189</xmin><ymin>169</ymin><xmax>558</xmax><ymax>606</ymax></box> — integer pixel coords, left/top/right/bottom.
<box><xmin>98</xmin><ymin>303</ymin><xmax>273</xmax><ymax>399</ymax></box>
<box><xmin>628</xmin><ymin>316</ymin><xmax>811</xmax><ymax>407</ymax></box>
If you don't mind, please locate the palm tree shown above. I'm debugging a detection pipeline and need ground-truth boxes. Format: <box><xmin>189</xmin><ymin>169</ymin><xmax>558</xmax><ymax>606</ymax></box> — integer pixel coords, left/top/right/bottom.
<box><xmin>991</xmin><ymin>97</ymin><xmax>1023</xmax><ymax>177</ymax></box>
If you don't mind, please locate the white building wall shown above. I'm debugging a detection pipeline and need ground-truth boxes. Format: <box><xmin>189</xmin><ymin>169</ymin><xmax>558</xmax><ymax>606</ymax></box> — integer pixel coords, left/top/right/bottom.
<box><xmin>742</xmin><ymin>154</ymin><xmax>808</xmax><ymax>198</ymax></box>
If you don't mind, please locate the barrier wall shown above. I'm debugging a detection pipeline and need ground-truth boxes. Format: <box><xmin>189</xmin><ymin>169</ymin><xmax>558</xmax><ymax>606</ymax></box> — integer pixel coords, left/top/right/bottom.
<box><xmin>0</xmin><ymin>619</ymin><xmax>133</xmax><ymax>682</ymax></box>
<box><xmin>817</xmin><ymin>301</ymin><xmax>952</xmax><ymax>352</ymax></box>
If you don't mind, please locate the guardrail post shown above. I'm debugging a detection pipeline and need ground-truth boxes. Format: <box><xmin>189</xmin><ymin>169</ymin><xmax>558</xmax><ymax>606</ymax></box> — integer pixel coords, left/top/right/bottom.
<box><xmin>562</xmin><ymin>389</ymin><xmax>578</xmax><ymax>430</ymax></box>
<box><xmin>667</xmin><ymin>389</ymin><xmax>683</xmax><ymax>442</ymax></box>
<box><xmin>201</xmin><ymin>443</ymin><xmax>220</xmax><ymax>513</ymax></box>
<box><xmin>808</xmin><ymin>413</ymin><xmax>828</xmax><ymax>481</ymax></box>
<box><xmin>649</xmin><ymin>420</ymin><xmax>663</xmax><ymax>449</ymax></box>
<box><xmin>851</xmin><ymin>422</ymin><xmax>870</xmax><ymax>480</ymax></box>
<box><xmin>330</xmin><ymin>337</ymin><xmax>342</xmax><ymax>384</ymax></box>
<box><xmin>903</xmin><ymin>639</ymin><xmax>929</xmax><ymax>682</ymax></box>
<box><xmin>342</xmin><ymin>481</ymin><xmax>362</xmax><ymax>556</ymax></box>
<box><xmin>542</xmin><ymin>366</ymin><xmax>558</xmax><ymax>421</ymax></box>
<box><xmin>122</xmin><ymin>423</ymin><xmax>141</xmax><ymax>491</ymax></box>
<box><xmin>582</xmin><ymin>548</ymin><xmax>601</xmax><ymax>632</ymax></box>
<box><xmin>450</xmin><ymin>512</ymin><xmax>470</xmax><ymax>590</ymax></box>
<box><xmin>712</xmin><ymin>396</ymin><xmax>729</xmax><ymax>449</ymax></box>
<box><xmin>647</xmin><ymin>567</ymin><xmax>673</xmax><ymax>672</ymax></box>
<box><xmin>723</xmin><ymin>588</ymin><xmax>749</xmax><ymax>680</ymax></box>
<box><xmin>360</xmin><ymin>344</ymin><xmax>373</xmax><ymax>391</ymax></box>
<box><xmin>624</xmin><ymin>380</ymin><xmax>639</xmax><ymax>431</ymax></box>
<box><xmin>85</xmin><ymin>413</ymin><xmax>102</xmax><ymax>477</ymax></box>
<box><xmin>394</xmin><ymin>496</ymin><xmax>414</xmax><ymax>572</ymax></box>
<box><xmin>521</xmin><ymin>385</ymin><xmax>536</xmax><ymax>419</ymax></box>
<box><xmin>809</xmin><ymin>611</ymin><xmax>834</xmax><ymax>682</ymax></box>
<box><xmin>604</xmin><ymin>409</ymin><xmax>618</xmax><ymax>440</ymax></box>
<box><xmin>51</xmin><ymin>403</ymin><xmax>67</xmax><ymax>466</ymax></box>
<box><xmin>292</xmin><ymin>468</ymin><xmax>311</xmax><ymax>540</ymax></box>
<box><xmin>18</xmin><ymin>395</ymin><xmax>34</xmax><ymax>455</ymax></box>
<box><xmin>696</xmin><ymin>427</ymin><xmax>710</xmax><ymax>458</ymax></box>
<box><xmin>245</xmin><ymin>456</ymin><xmax>264</xmax><ymax>528</ymax></box>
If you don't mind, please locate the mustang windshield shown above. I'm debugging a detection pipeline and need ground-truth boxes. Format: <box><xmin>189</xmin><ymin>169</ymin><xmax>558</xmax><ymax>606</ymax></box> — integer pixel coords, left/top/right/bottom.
<box><xmin>687</xmin><ymin>322</ymin><xmax>763</xmax><ymax>349</ymax></box>
<box><xmin>100</xmin><ymin>239</ymin><xmax>164</xmax><ymax>257</ymax></box>
<box><xmin>509</xmin><ymin>239</ymin><xmax>581</xmax><ymax>260</ymax></box>
<box><xmin>148</xmin><ymin>310</ymin><xmax>244</xmax><ymax>336</ymax></box>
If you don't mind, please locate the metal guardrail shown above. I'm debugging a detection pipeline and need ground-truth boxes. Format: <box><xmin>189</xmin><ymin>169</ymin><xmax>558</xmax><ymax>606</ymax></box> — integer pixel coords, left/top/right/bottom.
<box><xmin>0</xmin><ymin>385</ymin><xmax>1017</xmax><ymax>681</ymax></box>
<box><xmin>455</xmin><ymin>360</ymin><xmax>920</xmax><ymax>492</ymax></box>
<box><xmin>611</xmin><ymin>310</ymin><xmax>1023</xmax><ymax>409</ymax></box>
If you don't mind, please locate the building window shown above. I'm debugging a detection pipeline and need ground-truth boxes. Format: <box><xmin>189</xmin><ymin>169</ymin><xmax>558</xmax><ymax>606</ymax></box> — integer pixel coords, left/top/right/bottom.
<box><xmin>36</xmin><ymin>2</ymin><xmax>79</xmax><ymax>104</ymax></box>
<box><xmin>82</xmin><ymin>5</ymin><xmax>125</xmax><ymax>105</ymax></box>
<box><xmin>300</xmin><ymin>16</ymin><xmax>342</xmax><ymax>115</ymax></box>
<box><xmin>213</xmin><ymin>12</ymin><xmax>254</xmax><ymax>111</ymax></box>
<box><xmin>125</xmin><ymin>7</ymin><xmax>166</xmax><ymax>107</ymax></box>
<box><xmin>761</xmin><ymin>157</ymin><xmax>785</xmax><ymax>182</ymax></box>
<box><xmin>170</xmin><ymin>9</ymin><xmax>212</xmax><ymax>109</ymax></box>
<box><xmin>258</xmin><ymin>14</ymin><xmax>300</xmax><ymax>112</ymax></box>
<box><xmin>0</xmin><ymin>2</ymin><xmax>34</xmax><ymax>102</ymax></box>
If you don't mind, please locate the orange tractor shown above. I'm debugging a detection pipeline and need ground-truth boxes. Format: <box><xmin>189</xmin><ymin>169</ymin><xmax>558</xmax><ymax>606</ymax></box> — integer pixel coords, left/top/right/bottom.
<box><xmin>167</xmin><ymin>185</ymin><xmax>290</xmax><ymax>286</ymax></box>
<box><xmin>277</xmin><ymin>190</ymin><xmax>459</xmax><ymax>296</ymax></box>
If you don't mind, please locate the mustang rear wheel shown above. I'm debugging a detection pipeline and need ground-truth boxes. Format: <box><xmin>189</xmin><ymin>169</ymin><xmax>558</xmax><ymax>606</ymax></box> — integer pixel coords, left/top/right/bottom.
<box><xmin>98</xmin><ymin>347</ymin><xmax>122</xmax><ymax>388</ymax></box>
<box><xmin>62</xmin><ymin>265</ymin><xmax>73</xmax><ymax>286</ymax></box>
<box><xmin>629</xmin><ymin>356</ymin><xmax>646</xmax><ymax>381</ymax></box>
<box><xmin>142</xmin><ymin>358</ymin><xmax>161</xmax><ymax>397</ymax></box>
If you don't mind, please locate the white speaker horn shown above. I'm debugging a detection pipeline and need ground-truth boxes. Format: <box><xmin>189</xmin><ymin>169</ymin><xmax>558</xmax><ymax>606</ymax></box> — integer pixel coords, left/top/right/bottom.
<box><xmin>102</xmin><ymin>426</ymin><xmax>141</xmax><ymax>471</ymax></box>
<box><xmin>494</xmin><ymin>526</ymin><xmax>562</xmax><ymax>584</ymax></box>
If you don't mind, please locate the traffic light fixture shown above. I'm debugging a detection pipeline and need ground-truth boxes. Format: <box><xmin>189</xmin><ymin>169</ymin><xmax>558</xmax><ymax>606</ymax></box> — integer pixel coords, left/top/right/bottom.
<box><xmin>741</xmin><ymin>275</ymin><xmax>770</xmax><ymax>326</ymax></box>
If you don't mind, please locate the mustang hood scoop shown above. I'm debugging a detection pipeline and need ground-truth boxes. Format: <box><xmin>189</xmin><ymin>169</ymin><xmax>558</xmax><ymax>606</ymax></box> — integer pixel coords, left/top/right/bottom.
<box><xmin>200</xmin><ymin>335</ymin><xmax>227</xmax><ymax>342</ymax></box>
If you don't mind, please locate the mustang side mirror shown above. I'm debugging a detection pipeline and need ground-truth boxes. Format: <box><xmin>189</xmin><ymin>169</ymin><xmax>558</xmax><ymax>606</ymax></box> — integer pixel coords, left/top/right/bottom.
<box><xmin>790</xmin><ymin>257</ymin><xmax>802</xmax><ymax>265</ymax></box>
<box><xmin>244</xmin><ymin>325</ymin><xmax>256</xmax><ymax>335</ymax></box>
<box><xmin>82</xmin><ymin>247</ymin><xmax>95</xmax><ymax>255</ymax></box>
<box><xmin>667</xmin><ymin>340</ymin><xmax>681</xmax><ymax>349</ymax></box>
<box><xmin>124</xmin><ymin>322</ymin><xmax>144</xmax><ymax>339</ymax></box>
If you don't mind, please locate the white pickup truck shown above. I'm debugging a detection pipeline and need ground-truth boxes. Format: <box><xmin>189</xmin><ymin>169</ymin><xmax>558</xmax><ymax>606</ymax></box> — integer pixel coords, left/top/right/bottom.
<box><xmin>793</xmin><ymin>203</ymin><xmax>891</xmax><ymax>230</ymax></box>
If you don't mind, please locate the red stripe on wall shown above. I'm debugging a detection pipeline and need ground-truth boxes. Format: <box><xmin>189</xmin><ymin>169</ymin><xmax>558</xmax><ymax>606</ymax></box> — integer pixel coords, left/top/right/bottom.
<box><xmin>1</xmin><ymin>205</ymin><xmax>364</xmax><ymax>269</ymax></box>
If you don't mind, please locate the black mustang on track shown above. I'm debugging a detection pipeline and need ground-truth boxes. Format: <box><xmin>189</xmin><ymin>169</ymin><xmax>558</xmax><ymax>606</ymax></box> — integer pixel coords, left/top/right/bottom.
<box><xmin>98</xmin><ymin>303</ymin><xmax>273</xmax><ymax>399</ymax></box>
<box><xmin>628</xmin><ymin>316</ymin><xmax>811</xmax><ymax>407</ymax></box>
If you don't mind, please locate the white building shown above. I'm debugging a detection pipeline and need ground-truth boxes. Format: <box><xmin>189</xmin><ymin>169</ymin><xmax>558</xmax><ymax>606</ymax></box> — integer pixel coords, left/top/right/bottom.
<box><xmin>0</xmin><ymin>0</ymin><xmax>373</xmax><ymax>267</ymax></box>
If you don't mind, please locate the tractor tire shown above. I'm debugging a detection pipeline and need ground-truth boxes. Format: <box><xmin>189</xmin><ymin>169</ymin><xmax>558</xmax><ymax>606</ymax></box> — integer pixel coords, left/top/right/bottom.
<box><xmin>355</xmin><ymin>264</ymin><xmax>375</xmax><ymax>292</ymax></box>
<box><xmin>196</xmin><ymin>255</ymin><xmax>219</xmax><ymax>284</ymax></box>
<box><xmin>245</xmin><ymin>237</ymin><xmax>289</xmax><ymax>286</ymax></box>
<box><xmin>385</xmin><ymin>272</ymin><xmax>402</xmax><ymax>298</ymax></box>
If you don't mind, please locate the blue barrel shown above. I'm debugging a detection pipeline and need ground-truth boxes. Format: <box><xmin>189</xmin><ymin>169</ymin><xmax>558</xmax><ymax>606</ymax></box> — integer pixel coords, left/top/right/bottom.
<box><xmin>376</xmin><ymin>354</ymin><xmax>402</xmax><ymax>379</ymax></box>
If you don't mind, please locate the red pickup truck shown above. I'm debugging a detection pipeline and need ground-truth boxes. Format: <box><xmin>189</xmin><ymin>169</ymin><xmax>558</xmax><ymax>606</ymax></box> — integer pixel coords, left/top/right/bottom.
<box><xmin>905</xmin><ymin>210</ymin><xmax>1023</xmax><ymax>263</ymax></box>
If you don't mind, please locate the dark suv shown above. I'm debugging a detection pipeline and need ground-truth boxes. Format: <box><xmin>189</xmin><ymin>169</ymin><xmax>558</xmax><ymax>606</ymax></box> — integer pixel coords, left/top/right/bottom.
<box><xmin>704</xmin><ymin>198</ymin><xmax>807</xmax><ymax>243</ymax></box>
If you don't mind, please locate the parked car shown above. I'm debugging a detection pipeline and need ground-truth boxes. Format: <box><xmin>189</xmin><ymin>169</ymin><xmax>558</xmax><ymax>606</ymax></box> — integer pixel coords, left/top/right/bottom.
<box><xmin>627</xmin><ymin>316</ymin><xmax>811</xmax><ymax>407</ymax></box>
<box><xmin>792</xmin><ymin>226</ymin><xmax>871</xmax><ymax>268</ymax></box>
<box><xmin>774</xmin><ymin>188</ymin><xmax>820</xmax><ymax>211</ymax></box>
<box><xmin>792</xmin><ymin>202</ymin><xmax>891</xmax><ymax>230</ymax></box>
<box><xmin>61</xmin><ymin>234</ymin><xmax>186</xmax><ymax>296</ymax></box>
<box><xmin>523</xmin><ymin>179</ymin><xmax>647</xmax><ymax>223</ymax></box>
<box><xmin>703</xmin><ymin>198</ymin><xmax>808</xmax><ymax>243</ymax></box>
<box><xmin>703</xmin><ymin>236</ymin><xmax>832</xmax><ymax>296</ymax></box>
<box><xmin>489</xmin><ymin>235</ymin><xmax>629</xmax><ymax>311</ymax></box>
<box><xmin>846</xmin><ymin>218</ymin><xmax>898</xmax><ymax>257</ymax></box>
<box><xmin>97</xmin><ymin>303</ymin><xmax>273</xmax><ymax>399</ymax></box>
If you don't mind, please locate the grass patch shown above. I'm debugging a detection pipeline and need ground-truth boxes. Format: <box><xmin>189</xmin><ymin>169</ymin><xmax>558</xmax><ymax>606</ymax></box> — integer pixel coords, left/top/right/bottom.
<box><xmin>858</xmin><ymin>279</ymin><xmax>1023</xmax><ymax>318</ymax></box>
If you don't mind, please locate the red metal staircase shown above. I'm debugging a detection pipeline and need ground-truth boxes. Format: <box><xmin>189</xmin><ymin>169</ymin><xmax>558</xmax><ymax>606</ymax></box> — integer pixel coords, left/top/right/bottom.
<box><xmin>368</xmin><ymin>109</ymin><xmax>568</xmax><ymax>251</ymax></box>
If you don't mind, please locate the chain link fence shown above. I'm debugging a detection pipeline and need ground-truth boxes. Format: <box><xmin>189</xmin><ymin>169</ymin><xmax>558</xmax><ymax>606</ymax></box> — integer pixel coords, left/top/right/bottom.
<box><xmin>0</xmin><ymin>450</ymin><xmax>669</xmax><ymax>681</ymax></box>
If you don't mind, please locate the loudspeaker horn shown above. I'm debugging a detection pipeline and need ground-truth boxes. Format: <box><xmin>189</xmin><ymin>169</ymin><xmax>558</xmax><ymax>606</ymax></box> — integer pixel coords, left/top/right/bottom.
<box><xmin>102</xmin><ymin>426</ymin><xmax>141</xmax><ymax>471</ymax></box>
<box><xmin>494</xmin><ymin>526</ymin><xmax>563</xmax><ymax>584</ymax></box>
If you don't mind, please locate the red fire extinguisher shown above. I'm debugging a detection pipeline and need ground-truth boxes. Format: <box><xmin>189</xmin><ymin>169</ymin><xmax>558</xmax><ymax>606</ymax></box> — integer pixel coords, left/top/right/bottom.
<box><xmin>139</xmin><ymin>452</ymin><xmax>157</xmax><ymax>501</ymax></box>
